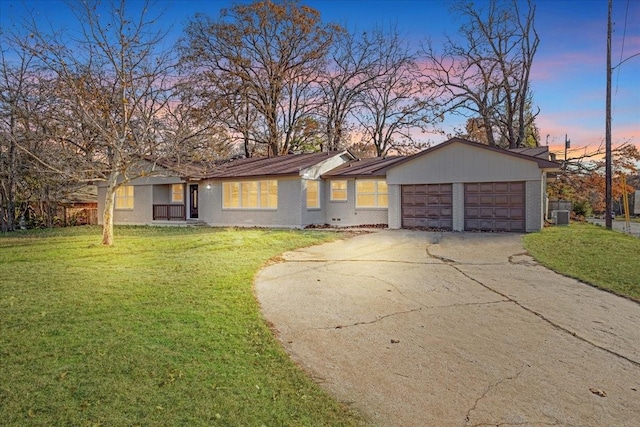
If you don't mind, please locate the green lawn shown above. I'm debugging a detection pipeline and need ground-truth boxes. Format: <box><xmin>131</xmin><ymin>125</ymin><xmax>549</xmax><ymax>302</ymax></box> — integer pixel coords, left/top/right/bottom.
<box><xmin>524</xmin><ymin>222</ymin><xmax>640</xmax><ymax>300</ymax></box>
<box><xmin>0</xmin><ymin>226</ymin><xmax>365</xmax><ymax>426</ymax></box>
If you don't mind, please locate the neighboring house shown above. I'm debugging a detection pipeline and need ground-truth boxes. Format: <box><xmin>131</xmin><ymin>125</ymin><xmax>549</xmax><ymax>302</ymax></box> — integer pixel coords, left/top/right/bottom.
<box><xmin>58</xmin><ymin>185</ymin><xmax>98</xmax><ymax>226</ymax></box>
<box><xmin>97</xmin><ymin>138</ymin><xmax>561</xmax><ymax>232</ymax></box>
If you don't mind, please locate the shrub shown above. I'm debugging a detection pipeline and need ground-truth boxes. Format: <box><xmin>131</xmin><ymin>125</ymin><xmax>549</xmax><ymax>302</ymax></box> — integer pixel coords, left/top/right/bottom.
<box><xmin>573</xmin><ymin>200</ymin><xmax>592</xmax><ymax>218</ymax></box>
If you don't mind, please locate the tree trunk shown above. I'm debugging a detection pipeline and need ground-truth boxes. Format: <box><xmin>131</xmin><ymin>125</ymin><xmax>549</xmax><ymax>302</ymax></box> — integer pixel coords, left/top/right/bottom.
<box><xmin>102</xmin><ymin>172</ymin><xmax>118</xmax><ymax>246</ymax></box>
<box><xmin>482</xmin><ymin>115</ymin><xmax>496</xmax><ymax>146</ymax></box>
<box><xmin>6</xmin><ymin>135</ymin><xmax>17</xmax><ymax>231</ymax></box>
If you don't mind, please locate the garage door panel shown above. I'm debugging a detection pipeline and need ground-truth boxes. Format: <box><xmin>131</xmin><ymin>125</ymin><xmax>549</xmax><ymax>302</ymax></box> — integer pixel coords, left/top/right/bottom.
<box><xmin>509</xmin><ymin>207</ymin><xmax>525</xmax><ymax>218</ymax></box>
<box><xmin>494</xmin><ymin>195</ymin><xmax>509</xmax><ymax>205</ymax></box>
<box><xmin>510</xmin><ymin>194</ymin><xmax>525</xmax><ymax>205</ymax></box>
<box><xmin>510</xmin><ymin>182</ymin><xmax>525</xmax><ymax>192</ymax></box>
<box><xmin>465</xmin><ymin>181</ymin><xmax>525</xmax><ymax>232</ymax></box>
<box><xmin>493</xmin><ymin>182</ymin><xmax>511</xmax><ymax>192</ymax></box>
<box><xmin>466</xmin><ymin>195</ymin><xmax>479</xmax><ymax>205</ymax></box>
<box><xmin>402</xmin><ymin>184</ymin><xmax>452</xmax><ymax>229</ymax></box>
<box><xmin>466</xmin><ymin>183</ymin><xmax>479</xmax><ymax>192</ymax></box>
<box><xmin>428</xmin><ymin>184</ymin><xmax>451</xmax><ymax>194</ymax></box>
<box><xmin>494</xmin><ymin>208</ymin><xmax>514</xmax><ymax>218</ymax></box>
<box><xmin>428</xmin><ymin>219</ymin><xmax>452</xmax><ymax>229</ymax></box>
<box><xmin>479</xmin><ymin>195</ymin><xmax>494</xmax><ymax>204</ymax></box>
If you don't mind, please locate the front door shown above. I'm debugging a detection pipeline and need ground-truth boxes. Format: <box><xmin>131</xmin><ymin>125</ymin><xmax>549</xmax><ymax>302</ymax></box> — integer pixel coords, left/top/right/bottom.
<box><xmin>189</xmin><ymin>184</ymin><xmax>199</xmax><ymax>219</ymax></box>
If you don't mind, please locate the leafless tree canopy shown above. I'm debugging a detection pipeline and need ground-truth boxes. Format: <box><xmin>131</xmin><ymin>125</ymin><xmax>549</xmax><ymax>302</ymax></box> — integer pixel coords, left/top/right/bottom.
<box><xmin>6</xmin><ymin>0</ymin><xmax>217</xmax><ymax>244</ymax></box>
<box><xmin>179</xmin><ymin>0</ymin><xmax>338</xmax><ymax>156</ymax></box>
<box><xmin>354</xmin><ymin>26</ymin><xmax>441</xmax><ymax>156</ymax></box>
<box><xmin>423</xmin><ymin>0</ymin><xmax>540</xmax><ymax>148</ymax></box>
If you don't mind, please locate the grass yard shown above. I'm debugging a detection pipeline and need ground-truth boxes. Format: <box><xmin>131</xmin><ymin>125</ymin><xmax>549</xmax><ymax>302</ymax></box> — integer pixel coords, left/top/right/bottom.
<box><xmin>0</xmin><ymin>226</ymin><xmax>365</xmax><ymax>426</ymax></box>
<box><xmin>524</xmin><ymin>222</ymin><xmax>640</xmax><ymax>300</ymax></box>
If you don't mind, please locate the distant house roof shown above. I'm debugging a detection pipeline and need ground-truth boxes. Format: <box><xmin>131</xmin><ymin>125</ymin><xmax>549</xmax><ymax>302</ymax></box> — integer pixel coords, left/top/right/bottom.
<box><xmin>202</xmin><ymin>151</ymin><xmax>353</xmax><ymax>179</ymax></box>
<box><xmin>508</xmin><ymin>146</ymin><xmax>552</xmax><ymax>160</ymax></box>
<box><xmin>60</xmin><ymin>185</ymin><xmax>98</xmax><ymax>205</ymax></box>
<box><xmin>322</xmin><ymin>156</ymin><xmax>406</xmax><ymax>178</ymax></box>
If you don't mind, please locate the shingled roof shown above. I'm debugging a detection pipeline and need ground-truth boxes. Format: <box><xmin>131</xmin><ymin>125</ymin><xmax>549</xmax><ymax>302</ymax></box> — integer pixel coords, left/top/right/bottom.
<box><xmin>202</xmin><ymin>151</ymin><xmax>352</xmax><ymax>179</ymax></box>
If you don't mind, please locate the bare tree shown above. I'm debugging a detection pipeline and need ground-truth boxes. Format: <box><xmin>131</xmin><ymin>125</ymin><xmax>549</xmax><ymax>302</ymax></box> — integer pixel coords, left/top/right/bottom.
<box><xmin>0</xmin><ymin>35</ymin><xmax>66</xmax><ymax>231</ymax></box>
<box><xmin>0</xmin><ymin>40</ymin><xmax>35</xmax><ymax>232</ymax></box>
<box><xmin>16</xmin><ymin>0</ymin><xmax>205</xmax><ymax>245</ymax></box>
<box><xmin>356</xmin><ymin>26</ymin><xmax>439</xmax><ymax>157</ymax></box>
<box><xmin>179</xmin><ymin>0</ymin><xmax>338</xmax><ymax>156</ymax></box>
<box><xmin>318</xmin><ymin>28</ymin><xmax>378</xmax><ymax>151</ymax></box>
<box><xmin>423</xmin><ymin>0</ymin><xmax>539</xmax><ymax>148</ymax></box>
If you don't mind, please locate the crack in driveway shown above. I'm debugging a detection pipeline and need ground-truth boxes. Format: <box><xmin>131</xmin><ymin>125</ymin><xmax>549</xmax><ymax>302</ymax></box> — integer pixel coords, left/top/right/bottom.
<box><xmin>326</xmin><ymin>300</ymin><xmax>510</xmax><ymax>330</ymax></box>
<box><xmin>451</xmin><ymin>263</ymin><xmax>640</xmax><ymax>368</ymax></box>
<box><xmin>465</xmin><ymin>368</ymin><xmax>525</xmax><ymax>424</ymax></box>
<box><xmin>425</xmin><ymin>241</ymin><xmax>640</xmax><ymax>368</ymax></box>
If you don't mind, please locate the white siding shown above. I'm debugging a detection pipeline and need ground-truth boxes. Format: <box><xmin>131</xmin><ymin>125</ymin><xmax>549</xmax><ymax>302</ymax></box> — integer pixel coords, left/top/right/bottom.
<box><xmin>200</xmin><ymin>177</ymin><xmax>304</xmax><ymax>228</ymax></box>
<box><xmin>97</xmin><ymin>176</ymin><xmax>186</xmax><ymax>225</ymax></box>
<box><xmin>526</xmin><ymin>178</ymin><xmax>544</xmax><ymax>232</ymax></box>
<box><xmin>325</xmin><ymin>179</ymin><xmax>388</xmax><ymax>227</ymax></box>
<box><xmin>387</xmin><ymin>143</ymin><xmax>542</xmax><ymax>184</ymax></box>
<box><xmin>98</xmin><ymin>184</ymin><xmax>153</xmax><ymax>225</ymax></box>
<box><xmin>452</xmin><ymin>183</ymin><xmax>465</xmax><ymax>231</ymax></box>
<box><xmin>301</xmin><ymin>180</ymin><xmax>325</xmax><ymax>227</ymax></box>
<box><xmin>388</xmin><ymin>185</ymin><xmax>401</xmax><ymax>229</ymax></box>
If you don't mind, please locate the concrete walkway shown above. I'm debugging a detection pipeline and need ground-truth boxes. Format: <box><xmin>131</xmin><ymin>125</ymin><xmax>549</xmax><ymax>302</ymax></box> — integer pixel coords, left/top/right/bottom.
<box><xmin>255</xmin><ymin>230</ymin><xmax>640</xmax><ymax>427</ymax></box>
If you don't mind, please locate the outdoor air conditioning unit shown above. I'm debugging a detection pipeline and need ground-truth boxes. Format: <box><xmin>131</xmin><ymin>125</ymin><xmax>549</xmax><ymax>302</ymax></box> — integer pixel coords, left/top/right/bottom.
<box><xmin>554</xmin><ymin>210</ymin><xmax>570</xmax><ymax>226</ymax></box>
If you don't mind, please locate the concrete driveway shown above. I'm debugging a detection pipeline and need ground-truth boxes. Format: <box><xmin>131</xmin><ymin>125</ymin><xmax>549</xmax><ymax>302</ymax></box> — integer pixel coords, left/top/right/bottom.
<box><xmin>255</xmin><ymin>230</ymin><xmax>640</xmax><ymax>427</ymax></box>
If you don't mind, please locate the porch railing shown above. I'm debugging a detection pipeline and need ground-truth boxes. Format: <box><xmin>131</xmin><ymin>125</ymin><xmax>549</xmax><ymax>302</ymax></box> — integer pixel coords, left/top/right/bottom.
<box><xmin>153</xmin><ymin>204</ymin><xmax>186</xmax><ymax>221</ymax></box>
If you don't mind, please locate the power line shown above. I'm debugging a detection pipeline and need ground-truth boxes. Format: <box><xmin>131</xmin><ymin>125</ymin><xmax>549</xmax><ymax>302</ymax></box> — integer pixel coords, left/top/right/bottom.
<box><xmin>614</xmin><ymin>0</ymin><xmax>630</xmax><ymax>98</ymax></box>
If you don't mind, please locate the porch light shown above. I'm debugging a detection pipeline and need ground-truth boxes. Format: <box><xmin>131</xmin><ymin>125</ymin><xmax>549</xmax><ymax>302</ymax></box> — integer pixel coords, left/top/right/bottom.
<box><xmin>206</xmin><ymin>184</ymin><xmax>211</xmax><ymax>190</ymax></box>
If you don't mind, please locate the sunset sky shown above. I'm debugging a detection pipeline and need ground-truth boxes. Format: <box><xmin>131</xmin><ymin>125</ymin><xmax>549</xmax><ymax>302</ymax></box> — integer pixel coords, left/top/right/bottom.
<box><xmin>1</xmin><ymin>0</ymin><xmax>638</xmax><ymax>158</ymax></box>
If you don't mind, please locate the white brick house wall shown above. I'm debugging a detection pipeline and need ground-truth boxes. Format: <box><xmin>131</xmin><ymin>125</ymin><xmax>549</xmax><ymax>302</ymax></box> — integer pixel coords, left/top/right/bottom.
<box><xmin>324</xmin><ymin>179</ymin><xmax>388</xmax><ymax>227</ymax></box>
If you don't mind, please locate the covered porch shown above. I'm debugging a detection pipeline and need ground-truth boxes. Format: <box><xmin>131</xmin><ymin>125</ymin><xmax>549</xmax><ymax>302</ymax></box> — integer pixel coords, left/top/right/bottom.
<box><xmin>152</xmin><ymin>183</ymin><xmax>199</xmax><ymax>221</ymax></box>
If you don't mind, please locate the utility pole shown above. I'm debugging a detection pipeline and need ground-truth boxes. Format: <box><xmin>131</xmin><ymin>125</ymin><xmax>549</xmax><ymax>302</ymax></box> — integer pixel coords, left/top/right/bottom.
<box><xmin>605</xmin><ymin>0</ymin><xmax>613</xmax><ymax>230</ymax></box>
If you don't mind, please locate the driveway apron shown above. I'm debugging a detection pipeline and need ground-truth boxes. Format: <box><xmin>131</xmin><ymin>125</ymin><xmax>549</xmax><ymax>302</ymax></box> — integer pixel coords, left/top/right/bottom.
<box><xmin>255</xmin><ymin>230</ymin><xmax>640</xmax><ymax>427</ymax></box>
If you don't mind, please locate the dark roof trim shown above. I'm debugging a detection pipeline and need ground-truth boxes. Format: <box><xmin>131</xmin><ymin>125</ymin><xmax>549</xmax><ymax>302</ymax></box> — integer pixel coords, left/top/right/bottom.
<box><xmin>379</xmin><ymin>137</ymin><xmax>561</xmax><ymax>172</ymax></box>
<box><xmin>321</xmin><ymin>156</ymin><xmax>406</xmax><ymax>178</ymax></box>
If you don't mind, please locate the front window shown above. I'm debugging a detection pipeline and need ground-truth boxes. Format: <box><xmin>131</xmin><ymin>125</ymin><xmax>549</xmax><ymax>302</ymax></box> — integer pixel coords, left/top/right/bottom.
<box><xmin>171</xmin><ymin>184</ymin><xmax>184</xmax><ymax>203</ymax></box>
<box><xmin>223</xmin><ymin>180</ymin><xmax>278</xmax><ymax>209</ymax></box>
<box><xmin>115</xmin><ymin>185</ymin><xmax>134</xmax><ymax>210</ymax></box>
<box><xmin>356</xmin><ymin>179</ymin><xmax>388</xmax><ymax>208</ymax></box>
<box><xmin>306</xmin><ymin>181</ymin><xmax>320</xmax><ymax>209</ymax></box>
<box><xmin>330</xmin><ymin>180</ymin><xmax>347</xmax><ymax>201</ymax></box>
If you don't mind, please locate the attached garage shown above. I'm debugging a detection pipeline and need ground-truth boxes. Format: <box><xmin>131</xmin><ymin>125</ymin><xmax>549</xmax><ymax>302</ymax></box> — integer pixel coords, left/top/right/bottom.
<box><xmin>401</xmin><ymin>184</ymin><xmax>452</xmax><ymax>229</ymax></box>
<box><xmin>385</xmin><ymin>138</ymin><xmax>561</xmax><ymax>232</ymax></box>
<box><xmin>464</xmin><ymin>182</ymin><xmax>525</xmax><ymax>232</ymax></box>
